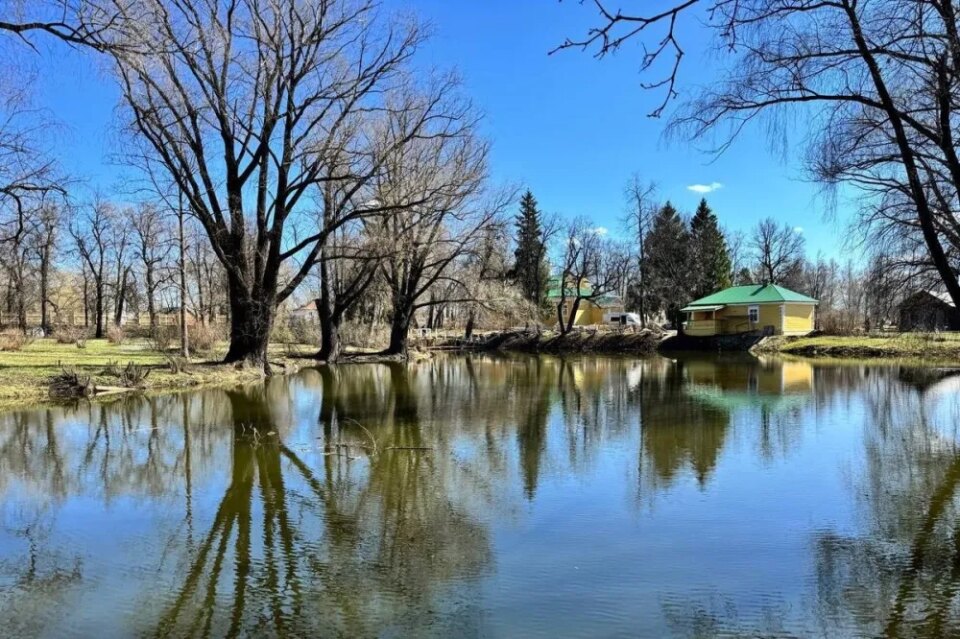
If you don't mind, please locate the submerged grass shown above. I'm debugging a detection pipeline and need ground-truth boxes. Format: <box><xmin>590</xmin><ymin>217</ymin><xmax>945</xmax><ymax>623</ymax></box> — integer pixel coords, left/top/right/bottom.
<box><xmin>0</xmin><ymin>338</ymin><xmax>310</xmax><ymax>411</ymax></box>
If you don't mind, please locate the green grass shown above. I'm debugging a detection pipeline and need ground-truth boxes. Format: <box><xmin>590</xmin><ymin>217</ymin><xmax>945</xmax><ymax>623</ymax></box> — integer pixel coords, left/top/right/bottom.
<box><xmin>767</xmin><ymin>332</ymin><xmax>960</xmax><ymax>361</ymax></box>
<box><xmin>0</xmin><ymin>338</ymin><xmax>313</xmax><ymax>410</ymax></box>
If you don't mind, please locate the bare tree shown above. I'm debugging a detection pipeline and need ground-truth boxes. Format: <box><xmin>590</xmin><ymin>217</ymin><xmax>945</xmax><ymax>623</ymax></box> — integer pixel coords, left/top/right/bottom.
<box><xmin>559</xmin><ymin>0</ymin><xmax>960</xmax><ymax>311</ymax></box>
<box><xmin>555</xmin><ymin>218</ymin><xmax>630</xmax><ymax>335</ymax></box>
<box><xmin>108</xmin><ymin>209</ymin><xmax>131</xmax><ymax>326</ymax></box>
<box><xmin>70</xmin><ymin>201</ymin><xmax>113</xmax><ymax>337</ymax></box>
<box><xmin>103</xmin><ymin>0</ymin><xmax>433</xmax><ymax>370</ymax></box>
<box><xmin>314</xmin><ymin>224</ymin><xmax>382</xmax><ymax>362</ymax></box>
<box><xmin>623</xmin><ymin>175</ymin><xmax>657</xmax><ymax>325</ymax></box>
<box><xmin>0</xmin><ymin>194</ymin><xmax>34</xmax><ymax>329</ymax></box>
<box><xmin>0</xmin><ymin>1</ymin><xmax>146</xmax><ymax>51</ymax></box>
<box><xmin>128</xmin><ymin>203</ymin><xmax>172</xmax><ymax>330</ymax></box>
<box><xmin>32</xmin><ymin>203</ymin><xmax>60</xmax><ymax>332</ymax></box>
<box><xmin>750</xmin><ymin>218</ymin><xmax>805</xmax><ymax>286</ymax></box>
<box><xmin>372</xmin><ymin>90</ymin><xmax>502</xmax><ymax>357</ymax></box>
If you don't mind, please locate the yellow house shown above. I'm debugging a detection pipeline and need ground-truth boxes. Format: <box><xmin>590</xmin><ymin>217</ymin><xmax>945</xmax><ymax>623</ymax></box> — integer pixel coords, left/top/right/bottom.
<box><xmin>546</xmin><ymin>277</ymin><xmax>624</xmax><ymax>327</ymax></box>
<box><xmin>682</xmin><ymin>284</ymin><xmax>818</xmax><ymax>337</ymax></box>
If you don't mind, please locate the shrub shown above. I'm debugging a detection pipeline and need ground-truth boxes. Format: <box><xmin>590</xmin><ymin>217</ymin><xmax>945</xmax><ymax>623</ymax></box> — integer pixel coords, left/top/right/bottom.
<box><xmin>106</xmin><ymin>325</ymin><xmax>125</xmax><ymax>345</ymax></box>
<box><xmin>119</xmin><ymin>362</ymin><xmax>150</xmax><ymax>387</ymax></box>
<box><xmin>341</xmin><ymin>321</ymin><xmax>388</xmax><ymax>351</ymax></box>
<box><xmin>270</xmin><ymin>320</ymin><xmax>294</xmax><ymax>346</ymax></box>
<box><xmin>0</xmin><ymin>328</ymin><xmax>30</xmax><ymax>352</ymax></box>
<box><xmin>54</xmin><ymin>325</ymin><xmax>87</xmax><ymax>344</ymax></box>
<box><xmin>189</xmin><ymin>322</ymin><xmax>222</xmax><ymax>353</ymax></box>
<box><xmin>150</xmin><ymin>325</ymin><xmax>179</xmax><ymax>352</ymax></box>
<box><xmin>101</xmin><ymin>360</ymin><xmax>122</xmax><ymax>377</ymax></box>
<box><xmin>290</xmin><ymin>320</ymin><xmax>320</xmax><ymax>346</ymax></box>
<box><xmin>164</xmin><ymin>354</ymin><xmax>191</xmax><ymax>374</ymax></box>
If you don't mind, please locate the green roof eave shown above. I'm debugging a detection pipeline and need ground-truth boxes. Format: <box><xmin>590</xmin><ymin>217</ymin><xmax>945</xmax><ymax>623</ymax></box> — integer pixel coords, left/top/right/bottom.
<box><xmin>685</xmin><ymin>284</ymin><xmax>818</xmax><ymax>307</ymax></box>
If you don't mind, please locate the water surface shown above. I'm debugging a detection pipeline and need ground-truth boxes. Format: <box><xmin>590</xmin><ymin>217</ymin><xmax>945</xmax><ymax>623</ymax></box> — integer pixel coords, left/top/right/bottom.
<box><xmin>1</xmin><ymin>354</ymin><xmax>959</xmax><ymax>638</ymax></box>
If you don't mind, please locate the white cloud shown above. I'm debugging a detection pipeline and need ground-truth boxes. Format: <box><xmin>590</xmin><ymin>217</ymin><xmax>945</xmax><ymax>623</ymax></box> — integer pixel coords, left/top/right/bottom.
<box><xmin>687</xmin><ymin>182</ymin><xmax>724</xmax><ymax>194</ymax></box>
<box><xmin>592</xmin><ymin>226</ymin><xmax>609</xmax><ymax>236</ymax></box>
<box><xmin>793</xmin><ymin>226</ymin><xmax>804</xmax><ymax>234</ymax></box>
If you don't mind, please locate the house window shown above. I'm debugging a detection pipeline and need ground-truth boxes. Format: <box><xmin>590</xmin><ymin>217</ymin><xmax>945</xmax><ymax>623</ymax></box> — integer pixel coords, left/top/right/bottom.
<box><xmin>748</xmin><ymin>305</ymin><xmax>760</xmax><ymax>323</ymax></box>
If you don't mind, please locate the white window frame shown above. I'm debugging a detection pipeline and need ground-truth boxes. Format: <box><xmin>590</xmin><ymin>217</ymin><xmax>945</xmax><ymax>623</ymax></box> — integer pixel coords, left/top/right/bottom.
<box><xmin>748</xmin><ymin>305</ymin><xmax>760</xmax><ymax>324</ymax></box>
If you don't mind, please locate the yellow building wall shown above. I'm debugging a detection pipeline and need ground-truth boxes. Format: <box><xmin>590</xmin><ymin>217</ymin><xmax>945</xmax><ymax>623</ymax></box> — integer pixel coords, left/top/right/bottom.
<box><xmin>716</xmin><ymin>307</ymin><xmax>752</xmax><ymax>334</ymax></box>
<box><xmin>756</xmin><ymin>304</ymin><xmax>782</xmax><ymax>332</ymax></box>
<box><xmin>686</xmin><ymin>303</ymin><xmax>816</xmax><ymax>336</ymax></box>
<box><xmin>783</xmin><ymin>303</ymin><xmax>815</xmax><ymax>335</ymax></box>
<box><xmin>557</xmin><ymin>300</ymin><xmax>606</xmax><ymax>326</ymax></box>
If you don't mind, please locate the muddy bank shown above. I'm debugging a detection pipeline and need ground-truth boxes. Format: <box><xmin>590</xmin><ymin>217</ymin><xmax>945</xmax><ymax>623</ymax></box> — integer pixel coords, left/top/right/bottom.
<box><xmin>441</xmin><ymin>328</ymin><xmax>663</xmax><ymax>355</ymax></box>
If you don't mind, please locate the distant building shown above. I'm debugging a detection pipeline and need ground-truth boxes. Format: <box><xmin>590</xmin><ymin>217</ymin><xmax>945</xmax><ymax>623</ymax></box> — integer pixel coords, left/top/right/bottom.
<box><xmin>289</xmin><ymin>300</ymin><xmax>319</xmax><ymax>324</ymax></box>
<box><xmin>545</xmin><ymin>277</ymin><xmax>624</xmax><ymax>327</ymax></box>
<box><xmin>681</xmin><ymin>284</ymin><xmax>818</xmax><ymax>337</ymax></box>
<box><xmin>898</xmin><ymin>291</ymin><xmax>960</xmax><ymax>331</ymax></box>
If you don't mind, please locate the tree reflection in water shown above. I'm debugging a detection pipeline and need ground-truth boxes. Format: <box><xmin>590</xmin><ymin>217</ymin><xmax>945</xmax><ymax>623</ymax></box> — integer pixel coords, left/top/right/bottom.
<box><xmin>1</xmin><ymin>356</ymin><xmax>960</xmax><ymax>636</ymax></box>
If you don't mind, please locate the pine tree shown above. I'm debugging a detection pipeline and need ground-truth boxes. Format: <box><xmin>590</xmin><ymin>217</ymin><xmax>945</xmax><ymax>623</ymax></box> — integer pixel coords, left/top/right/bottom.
<box><xmin>513</xmin><ymin>190</ymin><xmax>548</xmax><ymax>306</ymax></box>
<box><xmin>689</xmin><ymin>198</ymin><xmax>732</xmax><ymax>298</ymax></box>
<box><xmin>645</xmin><ymin>201</ymin><xmax>693</xmax><ymax>326</ymax></box>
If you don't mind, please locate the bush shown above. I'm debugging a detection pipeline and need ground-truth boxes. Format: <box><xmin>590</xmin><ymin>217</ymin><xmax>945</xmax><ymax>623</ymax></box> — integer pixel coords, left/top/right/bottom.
<box><xmin>54</xmin><ymin>325</ymin><xmax>88</xmax><ymax>344</ymax></box>
<box><xmin>119</xmin><ymin>362</ymin><xmax>150</xmax><ymax>387</ymax></box>
<box><xmin>107</xmin><ymin>325</ymin><xmax>125</xmax><ymax>345</ymax></box>
<box><xmin>341</xmin><ymin>321</ymin><xmax>389</xmax><ymax>351</ymax></box>
<box><xmin>290</xmin><ymin>319</ymin><xmax>320</xmax><ymax>346</ymax></box>
<box><xmin>0</xmin><ymin>328</ymin><xmax>30</xmax><ymax>352</ymax></box>
<box><xmin>189</xmin><ymin>322</ymin><xmax>222</xmax><ymax>353</ymax></box>
<box><xmin>150</xmin><ymin>325</ymin><xmax>179</xmax><ymax>352</ymax></box>
<box><xmin>164</xmin><ymin>354</ymin><xmax>191</xmax><ymax>374</ymax></box>
<box><xmin>270</xmin><ymin>320</ymin><xmax>295</xmax><ymax>346</ymax></box>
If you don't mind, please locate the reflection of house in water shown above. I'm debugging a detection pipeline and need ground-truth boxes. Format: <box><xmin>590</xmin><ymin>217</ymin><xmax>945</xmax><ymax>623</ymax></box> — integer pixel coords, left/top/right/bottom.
<box><xmin>637</xmin><ymin>356</ymin><xmax>815</xmax><ymax>492</ymax></box>
<box><xmin>681</xmin><ymin>356</ymin><xmax>814</xmax><ymax>412</ymax></box>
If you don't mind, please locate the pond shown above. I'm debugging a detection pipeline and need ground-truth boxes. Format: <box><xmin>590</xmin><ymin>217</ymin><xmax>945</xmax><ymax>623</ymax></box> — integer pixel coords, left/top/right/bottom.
<box><xmin>1</xmin><ymin>354</ymin><xmax>959</xmax><ymax>638</ymax></box>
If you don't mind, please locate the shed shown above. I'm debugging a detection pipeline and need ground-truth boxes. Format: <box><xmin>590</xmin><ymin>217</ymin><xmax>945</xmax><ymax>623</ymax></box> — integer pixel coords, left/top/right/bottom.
<box><xmin>681</xmin><ymin>284</ymin><xmax>818</xmax><ymax>337</ymax></box>
<box><xmin>898</xmin><ymin>291</ymin><xmax>960</xmax><ymax>331</ymax></box>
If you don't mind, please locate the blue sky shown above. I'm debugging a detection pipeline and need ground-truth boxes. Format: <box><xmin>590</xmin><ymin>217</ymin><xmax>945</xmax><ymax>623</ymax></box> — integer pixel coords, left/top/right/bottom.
<box><xmin>21</xmin><ymin>0</ymin><xmax>852</xmax><ymax>259</ymax></box>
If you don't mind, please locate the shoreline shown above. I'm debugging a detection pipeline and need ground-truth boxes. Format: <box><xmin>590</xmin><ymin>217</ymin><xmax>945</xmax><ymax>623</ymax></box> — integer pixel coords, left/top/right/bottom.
<box><xmin>753</xmin><ymin>333</ymin><xmax>960</xmax><ymax>361</ymax></box>
<box><xmin>2</xmin><ymin>332</ymin><xmax>960</xmax><ymax>412</ymax></box>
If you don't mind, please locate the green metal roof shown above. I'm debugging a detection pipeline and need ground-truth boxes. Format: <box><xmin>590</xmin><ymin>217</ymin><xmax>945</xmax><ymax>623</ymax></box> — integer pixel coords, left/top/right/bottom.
<box><xmin>685</xmin><ymin>284</ymin><xmax>818</xmax><ymax>307</ymax></box>
<box><xmin>546</xmin><ymin>277</ymin><xmax>592</xmax><ymax>298</ymax></box>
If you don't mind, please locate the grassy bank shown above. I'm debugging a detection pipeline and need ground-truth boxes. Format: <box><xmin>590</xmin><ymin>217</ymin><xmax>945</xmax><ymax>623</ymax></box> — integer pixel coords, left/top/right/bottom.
<box><xmin>0</xmin><ymin>338</ymin><xmax>313</xmax><ymax>410</ymax></box>
<box><xmin>759</xmin><ymin>332</ymin><xmax>960</xmax><ymax>361</ymax></box>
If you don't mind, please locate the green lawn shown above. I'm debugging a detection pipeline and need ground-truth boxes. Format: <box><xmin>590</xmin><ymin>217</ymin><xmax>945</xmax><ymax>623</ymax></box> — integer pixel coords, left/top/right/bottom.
<box><xmin>770</xmin><ymin>332</ymin><xmax>960</xmax><ymax>360</ymax></box>
<box><xmin>0</xmin><ymin>338</ymin><xmax>313</xmax><ymax>410</ymax></box>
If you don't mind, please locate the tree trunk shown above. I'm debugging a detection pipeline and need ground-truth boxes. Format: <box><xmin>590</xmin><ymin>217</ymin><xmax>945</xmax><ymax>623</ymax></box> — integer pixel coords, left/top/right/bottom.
<box><xmin>15</xmin><ymin>274</ymin><xmax>25</xmax><ymax>332</ymax></box>
<box><xmin>564</xmin><ymin>298</ymin><xmax>583</xmax><ymax>334</ymax></box>
<box><xmin>317</xmin><ymin>311</ymin><xmax>343</xmax><ymax>362</ymax></box>
<box><xmin>114</xmin><ymin>268</ymin><xmax>129</xmax><ymax>326</ymax></box>
<box><xmin>39</xmin><ymin>251</ymin><xmax>50</xmax><ymax>333</ymax></box>
<box><xmin>95</xmin><ymin>280</ymin><xmax>104</xmax><ymax>338</ymax></box>
<box><xmin>223</xmin><ymin>279</ymin><xmax>274</xmax><ymax>371</ymax></box>
<box><xmin>464</xmin><ymin>309</ymin><xmax>475</xmax><ymax>340</ymax></box>
<box><xmin>83</xmin><ymin>275</ymin><xmax>89</xmax><ymax>329</ymax></box>
<box><xmin>145</xmin><ymin>266</ymin><xmax>157</xmax><ymax>329</ymax></box>
<box><xmin>385</xmin><ymin>301</ymin><xmax>413</xmax><ymax>357</ymax></box>
<box><xmin>315</xmin><ymin>255</ymin><xmax>343</xmax><ymax>362</ymax></box>
<box><xmin>178</xmin><ymin>198</ymin><xmax>189</xmax><ymax>357</ymax></box>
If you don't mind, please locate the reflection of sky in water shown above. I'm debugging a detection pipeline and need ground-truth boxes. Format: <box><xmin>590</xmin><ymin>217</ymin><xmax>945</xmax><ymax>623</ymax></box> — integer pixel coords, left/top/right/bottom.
<box><xmin>0</xmin><ymin>355</ymin><xmax>958</xmax><ymax>637</ymax></box>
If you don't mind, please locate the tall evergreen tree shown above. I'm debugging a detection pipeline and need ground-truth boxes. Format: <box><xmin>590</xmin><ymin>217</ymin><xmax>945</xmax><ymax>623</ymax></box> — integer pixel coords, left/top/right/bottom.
<box><xmin>513</xmin><ymin>190</ymin><xmax>548</xmax><ymax>306</ymax></box>
<box><xmin>645</xmin><ymin>201</ymin><xmax>693</xmax><ymax>326</ymax></box>
<box><xmin>689</xmin><ymin>198</ymin><xmax>732</xmax><ymax>298</ymax></box>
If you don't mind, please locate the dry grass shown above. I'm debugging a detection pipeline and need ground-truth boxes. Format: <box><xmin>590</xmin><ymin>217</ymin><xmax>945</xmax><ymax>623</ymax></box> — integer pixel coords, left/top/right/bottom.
<box><xmin>0</xmin><ymin>337</ymin><xmax>310</xmax><ymax>411</ymax></box>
